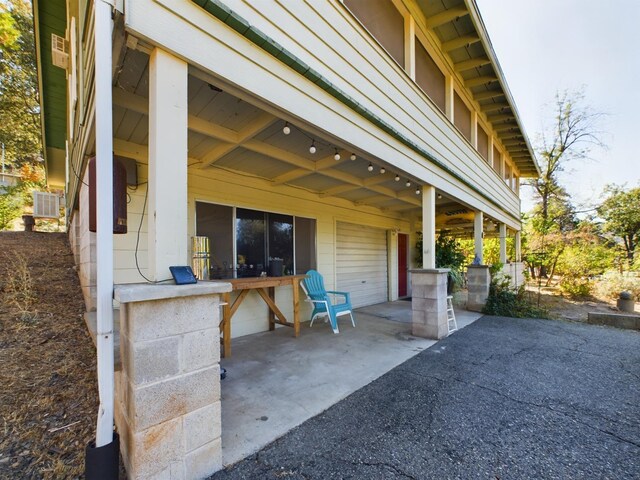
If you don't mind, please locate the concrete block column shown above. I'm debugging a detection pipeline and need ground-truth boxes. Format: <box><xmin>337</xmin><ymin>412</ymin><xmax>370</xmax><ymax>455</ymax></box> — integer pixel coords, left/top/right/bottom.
<box><xmin>114</xmin><ymin>282</ymin><xmax>231</xmax><ymax>479</ymax></box>
<box><xmin>410</xmin><ymin>269</ymin><xmax>449</xmax><ymax>339</ymax></box>
<box><xmin>467</xmin><ymin>265</ymin><xmax>491</xmax><ymax>312</ymax></box>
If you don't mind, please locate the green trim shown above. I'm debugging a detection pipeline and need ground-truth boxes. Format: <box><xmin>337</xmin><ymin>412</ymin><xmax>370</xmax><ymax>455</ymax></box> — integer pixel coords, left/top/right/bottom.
<box><xmin>193</xmin><ymin>0</ymin><xmax>521</xmax><ymax>225</ymax></box>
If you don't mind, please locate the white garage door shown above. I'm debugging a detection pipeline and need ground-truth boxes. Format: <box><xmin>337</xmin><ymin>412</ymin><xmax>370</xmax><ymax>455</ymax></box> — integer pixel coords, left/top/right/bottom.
<box><xmin>336</xmin><ymin>222</ymin><xmax>388</xmax><ymax>308</ymax></box>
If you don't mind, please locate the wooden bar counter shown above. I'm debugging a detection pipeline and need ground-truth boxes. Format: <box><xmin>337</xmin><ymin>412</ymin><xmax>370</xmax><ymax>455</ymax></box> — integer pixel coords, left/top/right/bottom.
<box><xmin>218</xmin><ymin>275</ymin><xmax>307</xmax><ymax>358</ymax></box>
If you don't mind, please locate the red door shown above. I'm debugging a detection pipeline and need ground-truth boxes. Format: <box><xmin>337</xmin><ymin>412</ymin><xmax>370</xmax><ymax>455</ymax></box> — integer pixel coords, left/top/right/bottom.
<box><xmin>398</xmin><ymin>233</ymin><xmax>408</xmax><ymax>297</ymax></box>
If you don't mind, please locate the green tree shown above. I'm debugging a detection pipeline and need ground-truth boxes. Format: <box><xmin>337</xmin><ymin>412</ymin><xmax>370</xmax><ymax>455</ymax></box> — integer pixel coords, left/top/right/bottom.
<box><xmin>597</xmin><ymin>185</ymin><xmax>640</xmax><ymax>267</ymax></box>
<box><xmin>0</xmin><ymin>0</ymin><xmax>41</xmax><ymax>167</ymax></box>
<box><xmin>523</xmin><ymin>90</ymin><xmax>604</xmax><ymax>281</ymax></box>
<box><xmin>0</xmin><ymin>185</ymin><xmax>22</xmax><ymax>229</ymax></box>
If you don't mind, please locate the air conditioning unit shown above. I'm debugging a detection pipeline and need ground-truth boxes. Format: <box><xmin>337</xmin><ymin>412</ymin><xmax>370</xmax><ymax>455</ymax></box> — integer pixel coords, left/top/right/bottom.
<box><xmin>33</xmin><ymin>191</ymin><xmax>61</xmax><ymax>219</ymax></box>
<box><xmin>51</xmin><ymin>33</ymin><xmax>68</xmax><ymax>70</ymax></box>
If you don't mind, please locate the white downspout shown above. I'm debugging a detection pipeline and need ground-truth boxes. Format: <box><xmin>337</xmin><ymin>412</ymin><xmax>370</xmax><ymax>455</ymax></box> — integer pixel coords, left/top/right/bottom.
<box><xmin>94</xmin><ymin>0</ymin><xmax>115</xmax><ymax>448</ymax></box>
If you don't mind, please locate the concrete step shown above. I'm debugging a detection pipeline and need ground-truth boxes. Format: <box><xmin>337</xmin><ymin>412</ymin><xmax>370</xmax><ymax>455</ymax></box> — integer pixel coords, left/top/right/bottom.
<box><xmin>84</xmin><ymin>310</ymin><xmax>121</xmax><ymax>371</ymax></box>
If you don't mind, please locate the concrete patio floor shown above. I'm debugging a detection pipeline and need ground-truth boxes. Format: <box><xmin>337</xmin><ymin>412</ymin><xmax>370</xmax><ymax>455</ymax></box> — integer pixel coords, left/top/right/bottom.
<box><xmin>219</xmin><ymin>300</ymin><xmax>481</xmax><ymax>466</ymax></box>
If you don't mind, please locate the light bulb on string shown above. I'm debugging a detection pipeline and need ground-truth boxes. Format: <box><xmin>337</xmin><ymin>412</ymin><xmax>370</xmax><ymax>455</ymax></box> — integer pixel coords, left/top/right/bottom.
<box><xmin>415</xmin><ymin>187</ymin><xmax>421</xmax><ymax>195</ymax></box>
<box><xmin>334</xmin><ymin>149</ymin><xmax>341</xmax><ymax>161</ymax></box>
<box><xmin>309</xmin><ymin>141</ymin><xmax>316</xmax><ymax>154</ymax></box>
<box><xmin>380</xmin><ymin>167</ymin><xmax>386</xmax><ymax>174</ymax></box>
<box><xmin>395</xmin><ymin>175</ymin><xmax>400</xmax><ymax>182</ymax></box>
<box><xmin>350</xmin><ymin>153</ymin><xmax>357</xmax><ymax>161</ymax></box>
<box><xmin>282</xmin><ymin>122</ymin><xmax>291</xmax><ymax>135</ymax></box>
<box><xmin>405</xmin><ymin>180</ymin><xmax>411</xmax><ymax>187</ymax></box>
<box><xmin>367</xmin><ymin>163</ymin><xmax>374</xmax><ymax>172</ymax></box>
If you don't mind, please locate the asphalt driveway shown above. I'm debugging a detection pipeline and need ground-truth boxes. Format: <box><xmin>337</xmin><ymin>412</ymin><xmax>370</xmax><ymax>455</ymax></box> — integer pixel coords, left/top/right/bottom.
<box><xmin>211</xmin><ymin>316</ymin><xmax>640</xmax><ymax>479</ymax></box>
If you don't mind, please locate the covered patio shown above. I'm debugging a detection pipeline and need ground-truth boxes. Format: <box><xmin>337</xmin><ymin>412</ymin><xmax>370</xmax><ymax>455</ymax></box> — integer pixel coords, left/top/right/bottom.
<box><xmin>219</xmin><ymin>300</ymin><xmax>482</xmax><ymax>466</ymax></box>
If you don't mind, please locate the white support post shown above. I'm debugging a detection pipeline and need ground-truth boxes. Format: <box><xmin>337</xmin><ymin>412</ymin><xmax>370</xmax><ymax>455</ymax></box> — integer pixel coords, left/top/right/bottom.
<box><xmin>405</xmin><ymin>15</ymin><xmax>416</xmax><ymax>80</ymax></box>
<box><xmin>471</xmin><ymin>110</ymin><xmax>478</xmax><ymax>148</ymax></box>
<box><xmin>148</xmin><ymin>48</ymin><xmax>188</xmax><ymax>281</ymax></box>
<box><xmin>94</xmin><ymin>0</ymin><xmax>114</xmax><ymax>448</ymax></box>
<box><xmin>474</xmin><ymin>211</ymin><xmax>483</xmax><ymax>264</ymax></box>
<box><xmin>499</xmin><ymin>223</ymin><xmax>507</xmax><ymax>264</ymax></box>
<box><xmin>422</xmin><ymin>185</ymin><xmax>436</xmax><ymax>269</ymax></box>
<box><xmin>445</xmin><ymin>75</ymin><xmax>454</xmax><ymax>121</ymax></box>
<box><xmin>515</xmin><ymin>230</ymin><xmax>522</xmax><ymax>262</ymax></box>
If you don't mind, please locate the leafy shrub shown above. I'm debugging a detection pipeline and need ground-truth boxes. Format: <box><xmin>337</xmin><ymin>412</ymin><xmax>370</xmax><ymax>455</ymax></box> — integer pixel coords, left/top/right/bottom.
<box><xmin>558</xmin><ymin>276</ymin><xmax>592</xmax><ymax>298</ymax></box>
<box><xmin>483</xmin><ymin>265</ymin><xmax>549</xmax><ymax>318</ymax></box>
<box><xmin>416</xmin><ymin>232</ymin><xmax>467</xmax><ymax>291</ymax></box>
<box><xmin>594</xmin><ymin>271</ymin><xmax>640</xmax><ymax>300</ymax></box>
<box><xmin>0</xmin><ymin>187</ymin><xmax>23</xmax><ymax>230</ymax></box>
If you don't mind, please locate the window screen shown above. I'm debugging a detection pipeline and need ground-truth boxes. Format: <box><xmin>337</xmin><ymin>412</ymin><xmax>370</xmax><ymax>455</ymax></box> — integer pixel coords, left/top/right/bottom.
<box><xmin>454</xmin><ymin>92</ymin><xmax>471</xmax><ymax>141</ymax></box>
<box><xmin>344</xmin><ymin>0</ymin><xmax>405</xmax><ymax>67</ymax></box>
<box><xmin>477</xmin><ymin>125</ymin><xmax>489</xmax><ymax>161</ymax></box>
<box><xmin>415</xmin><ymin>39</ymin><xmax>445</xmax><ymax>112</ymax></box>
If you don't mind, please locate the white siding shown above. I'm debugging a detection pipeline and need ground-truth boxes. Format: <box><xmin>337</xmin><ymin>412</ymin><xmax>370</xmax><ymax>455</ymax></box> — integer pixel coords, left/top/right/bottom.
<box><xmin>336</xmin><ymin>222</ymin><xmax>388</xmax><ymax>308</ymax></box>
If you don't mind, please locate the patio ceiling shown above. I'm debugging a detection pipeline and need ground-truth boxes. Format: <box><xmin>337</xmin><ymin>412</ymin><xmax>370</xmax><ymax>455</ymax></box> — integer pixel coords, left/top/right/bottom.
<box><xmin>415</xmin><ymin>0</ymin><xmax>539</xmax><ymax>177</ymax></box>
<box><xmin>111</xmin><ymin>48</ymin><xmax>449</xmax><ymax>217</ymax></box>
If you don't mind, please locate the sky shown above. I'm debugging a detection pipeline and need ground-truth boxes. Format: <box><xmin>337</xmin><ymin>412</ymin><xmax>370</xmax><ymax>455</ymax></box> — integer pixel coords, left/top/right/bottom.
<box><xmin>475</xmin><ymin>0</ymin><xmax>640</xmax><ymax>213</ymax></box>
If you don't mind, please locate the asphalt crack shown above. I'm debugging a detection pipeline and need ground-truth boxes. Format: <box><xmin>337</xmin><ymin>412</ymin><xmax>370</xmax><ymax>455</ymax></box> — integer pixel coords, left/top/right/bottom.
<box><xmin>404</xmin><ymin>369</ymin><xmax>640</xmax><ymax>451</ymax></box>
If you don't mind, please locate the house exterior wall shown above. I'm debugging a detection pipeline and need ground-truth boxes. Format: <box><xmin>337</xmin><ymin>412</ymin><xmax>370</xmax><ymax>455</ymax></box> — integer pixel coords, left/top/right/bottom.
<box><xmin>123</xmin><ymin>0</ymin><xmax>522</xmax><ymax>230</ymax></box>
<box><xmin>110</xmin><ymin>162</ymin><xmax>410</xmax><ymax>338</ymax></box>
<box><xmin>77</xmin><ymin>168</ymin><xmax>97</xmax><ymax>311</ymax></box>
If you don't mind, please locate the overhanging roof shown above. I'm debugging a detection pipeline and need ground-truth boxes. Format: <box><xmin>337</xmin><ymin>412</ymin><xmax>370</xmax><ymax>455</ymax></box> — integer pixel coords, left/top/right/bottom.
<box><xmin>33</xmin><ymin>0</ymin><xmax>67</xmax><ymax>187</ymax></box>
<box><xmin>415</xmin><ymin>0</ymin><xmax>540</xmax><ymax>177</ymax></box>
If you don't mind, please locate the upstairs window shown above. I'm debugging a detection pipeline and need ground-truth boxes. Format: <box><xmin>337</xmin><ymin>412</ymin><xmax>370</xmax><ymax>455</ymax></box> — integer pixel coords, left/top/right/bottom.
<box><xmin>492</xmin><ymin>145</ymin><xmax>501</xmax><ymax>173</ymax></box>
<box><xmin>415</xmin><ymin>38</ymin><xmax>445</xmax><ymax>112</ymax></box>
<box><xmin>454</xmin><ymin>92</ymin><xmax>471</xmax><ymax>142</ymax></box>
<box><xmin>477</xmin><ymin>125</ymin><xmax>489</xmax><ymax>162</ymax></box>
<box><xmin>345</xmin><ymin>0</ymin><xmax>405</xmax><ymax>68</ymax></box>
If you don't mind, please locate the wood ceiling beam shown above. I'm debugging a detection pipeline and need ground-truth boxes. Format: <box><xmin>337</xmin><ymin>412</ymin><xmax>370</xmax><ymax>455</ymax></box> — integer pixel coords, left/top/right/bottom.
<box><xmin>242</xmin><ymin>139</ymin><xmax>316</xmax><ymax>170</ymax></box>
<box><xmin>465</xmin><ymin>76</ymin><xmax>499</xmax><ymax>88</ymax></box>
<box><xmin>236</xmin><ymin>112</ymin><xmax>277</xmax><ymax>142</ymax></box>
<box><xmin>493</xmin><ymin>124</ymin><xmax>519</xmax><ymax>132</ymax></box>
<box><xmin>188</xmin><ymin>116</ymin><xmax>239</xmax><ymax>144</ymax></box>
<box><xmin>271</xmin><ymin>168</ymin><xmax>311</xmax><ymax>185</ymax></box>
<box><xmin>454</xmin><ymin>57</ymin><xmax>491</xmax><ymax>72</ymax></box>
<box><xmin>473</xmin><ymin>89</ymin><xmax>505</xmax><ymax>101</ymax></box>
<box><xmin>200</xmin><ymin>143</ymin><xmax>238</xmax><ymax>167</ymax></box>
<box><xmin>354</xmin><ymin>195</ymin><xmax>391</xmax><ymax>206</ymax></box>
<box><xmin>487</xmin><ymin>114</ymin><xmax>515</xmax><ymax>123</ymax></box>
<box><xmin>319</xmin><ymin>185</ymin><xmax>360</xmax><ymax>198</ymax></box>
<box><xmin>425</xmin><ymin>7</ymin><xmax>468</xmax><ymax>28</ymax></box>
<box><xmin>441</xmin><ymin>35</ymin><xmax>480</xmax><ymax>52</ymax></box>
<box><xmin>481</xmin><ymin>103</ymin><xmax>509</xmax><ymax>114</ymax></box>
<box><xmin>113</xmin><ymin>88</ymin><xmax>240</xmax><ymax>144</ymax></box>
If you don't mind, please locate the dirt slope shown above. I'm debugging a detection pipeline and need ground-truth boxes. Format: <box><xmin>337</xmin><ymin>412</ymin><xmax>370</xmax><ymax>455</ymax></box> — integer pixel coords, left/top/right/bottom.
<box><xmin>0</xmin><ymin>232</ymin><xmax>97</xmax><ymax>479</ymax></box>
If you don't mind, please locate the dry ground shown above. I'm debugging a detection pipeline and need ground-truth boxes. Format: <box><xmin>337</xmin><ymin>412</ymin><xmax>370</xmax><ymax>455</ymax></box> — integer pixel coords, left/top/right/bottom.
<box><xmin>0</xmin><ymin>231</ymin><xmax>636</xmax><ymax>479</ymax></box>
<box><xmin>0</xmin><ymin>232</ymin><xmax>97</xmax><ymax>479</ymax></box>
<box><xmin>525</xmin><ymin>282</ymin><xmax>639</xmax><ymax>322</ymax></box>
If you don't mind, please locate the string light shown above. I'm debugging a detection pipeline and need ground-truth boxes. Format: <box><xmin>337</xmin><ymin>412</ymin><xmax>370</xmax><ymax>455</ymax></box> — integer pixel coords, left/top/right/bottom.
<box><xmin>334</xmin><ymin>149</ymin><xmax>341</xmax><ymax>161</ymax></box>
<box><xmin>380</xmin><ymin>167</ymin><xmax>386</xmax><ymax>174</ymax></box>
<box><xmin>415</xmin><ymin>187</ymin><xmax>421</xmax><ymax>195</ymax></box>
<box><xmin>367</xmin><ymin>163</ymin><xmax>374</xmax><ymax>172</ymax></box>
<box><xmin>350</xmin><ymin>153</ymin><xmax>357</xmax><ymax>161</ymax></box>
<box><xmin>309</xmin><ymin>141</ymin><xmax>316</xmax><ymax>154</ymax></box>
<box><xmin>395</xmin><ymin>175</ymin><xmax>400</xmax><ymax>182</ymax></box>
<box><xmin>437</xmin><ymin>194</ymin><xmax>443</xmax><ymax>199</ymax></box>
<box><xmin>405</xmin><ymin>180</ymin><xmax>411</xmax><ymax>187</ymax></box>
<box><xmin>282</xmin><ymin>122</ymin><xmax>291</xmax><ymax>135</ymax></box>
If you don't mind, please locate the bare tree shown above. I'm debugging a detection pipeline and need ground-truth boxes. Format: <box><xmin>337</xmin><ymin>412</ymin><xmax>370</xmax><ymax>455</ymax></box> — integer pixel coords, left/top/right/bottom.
<box><xmin>524</xmin><ymin>90</ymin><xmax>606</xmax><ymax>281</ymax></box>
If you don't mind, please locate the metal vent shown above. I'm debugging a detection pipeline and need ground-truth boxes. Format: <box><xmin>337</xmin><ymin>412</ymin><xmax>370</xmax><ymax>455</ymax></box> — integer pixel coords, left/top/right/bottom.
<box><xmin>51</xmin><ymin>33</ymin><xmax>68</xmax><ymax>69</ymax></box>
<box><xmin>33</xmin><ymin>191</ymin><xmax>61</xmax><ymax>218</ymax></box>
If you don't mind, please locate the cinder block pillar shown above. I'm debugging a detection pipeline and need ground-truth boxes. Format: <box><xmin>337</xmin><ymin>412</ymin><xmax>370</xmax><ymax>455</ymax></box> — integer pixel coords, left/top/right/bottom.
<box><xmin>410</xmin><ymin>269</ymin><xmax>449</xmax><ymax>339</ymax></box>
<box><xmin>114</xmin><ymin>282</ymin><xmax>231</xmax><ymax>479</ymax></box>
<box><xmin>467</xmin><ymin>265</ymin><xmax>490</xmax><ymax>312</ymax></box>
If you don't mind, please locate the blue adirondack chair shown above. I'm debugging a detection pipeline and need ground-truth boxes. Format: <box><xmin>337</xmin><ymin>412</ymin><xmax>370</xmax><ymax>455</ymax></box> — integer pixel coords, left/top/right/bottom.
<box><xmin>301</xmin><ymin>270</ymin><xmax>355</xmax><ymax>334</ymax></box>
